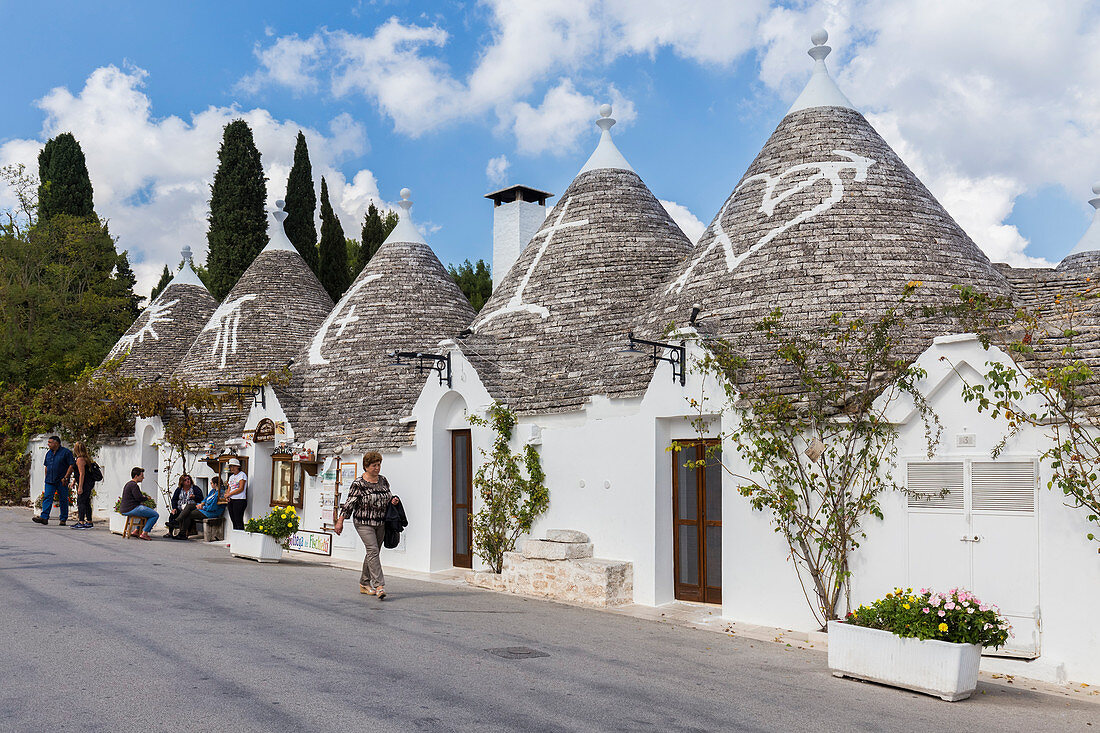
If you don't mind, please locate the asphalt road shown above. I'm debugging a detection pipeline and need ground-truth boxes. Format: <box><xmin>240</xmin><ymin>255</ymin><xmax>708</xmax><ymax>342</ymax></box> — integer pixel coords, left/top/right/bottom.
<box><xmin>1</xmin><ymin>508</ymin><xmax>1097</xmax><ymax>733</ymax></box>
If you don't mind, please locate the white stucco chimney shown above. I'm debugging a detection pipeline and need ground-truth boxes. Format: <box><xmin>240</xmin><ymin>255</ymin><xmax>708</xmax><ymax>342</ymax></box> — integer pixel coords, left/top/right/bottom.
<box><xmin>485</xmin><ymin>184</ymin><xmax>553</xmax><ymax>288</ymax></box>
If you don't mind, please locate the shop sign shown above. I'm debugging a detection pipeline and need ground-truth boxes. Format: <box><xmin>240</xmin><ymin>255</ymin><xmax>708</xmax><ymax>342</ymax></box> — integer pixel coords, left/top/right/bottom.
<box><xmin>287</xmin><ymin>530</ymin><xmax>333</xmax><ymax>556</ymax></box>
<box><xmin>254</xmin><ymin>418</ymin><xmax>276</xmax><ymax>442</ymax></box>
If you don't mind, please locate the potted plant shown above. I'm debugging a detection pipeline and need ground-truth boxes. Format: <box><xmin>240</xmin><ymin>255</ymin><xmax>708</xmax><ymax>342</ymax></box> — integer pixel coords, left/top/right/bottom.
<box><xmin>109</xmin><ymin>492</ymin><xmax>157</xmax><ymax>534</ymax></box>
<box><xmin>229</xmin><ymin>506</ymin><xmax>299</xmax><ymax>563</ymax></box>
<box><xmin>829</xmin><ymin>587</ymin><xmax>1011</xmax><ymax>701</ymax></box>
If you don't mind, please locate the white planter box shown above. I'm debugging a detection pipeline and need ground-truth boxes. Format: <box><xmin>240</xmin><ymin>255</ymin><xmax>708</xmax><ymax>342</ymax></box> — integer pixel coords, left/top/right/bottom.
<box><xmin>828</xmin><ymin>620</ymin><xmax>982</xmax><ymax>701</ymax></box>
<box><xmin>229</xmin><ymin>531</ymin><xmax>284</xmax><ymax>563</ymax></box>
<box><xmin>108</xmin><ymin>513</ymin><xmax>127</xmax><ymax>535</ymax></box>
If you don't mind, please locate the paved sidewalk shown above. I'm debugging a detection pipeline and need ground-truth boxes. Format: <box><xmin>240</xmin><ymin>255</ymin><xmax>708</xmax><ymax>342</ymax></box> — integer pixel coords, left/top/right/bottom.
<box><xmin>2</xmin><ymin>507</ymin><xmax>1097</xmax><ymax>732</ymax></box>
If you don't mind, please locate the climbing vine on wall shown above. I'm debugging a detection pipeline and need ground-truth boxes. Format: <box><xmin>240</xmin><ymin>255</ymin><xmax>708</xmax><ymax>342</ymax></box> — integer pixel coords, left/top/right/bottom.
<box><xmin>468</xmin><ymin>403</ymin><xmax>548</xmax><ymax>573</ymax></box>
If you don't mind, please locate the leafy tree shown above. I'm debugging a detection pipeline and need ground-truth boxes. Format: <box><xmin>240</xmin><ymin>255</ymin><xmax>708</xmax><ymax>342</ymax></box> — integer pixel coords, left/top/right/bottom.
<box><xmin>37</xmin><ymin>132</ymin><xmax>94</xmax><ymax>221</ymax></box>
<box><xmin>468</xmin><ymin>403</ymin><xmax>548</xmax><ymax>573</ymax></box>
<box><xmin>205</xmin><ymin>119</ymin><xmax>268</xmax><ymax>299</ymax></box>
<box><xmin>344</xmin><ymin>237</ymin><xmax>359</xmax><ymax>281</ymax></box>
<box><xmin>115</xmin><ymin>251</ymin><xmax>142</xmax><ymax>319</ymax></box>
<box><xmin>691</xmin><ymin>284</ymin><xmax>940</xmax><ymax>628</ymax></box>
<box><xmin>283</xmin><ymin>131</ymin><xmax>318</xmax><ymax>272</ymax></box>
<box><xmin>355</xmin><ymin>202</ymin><xmax>398</xmax><ymax>275</ymax></box>
<box><xmin>317</xmin><ymin>177</ymin><xmax>349</xmax><ymax>301</ymax></box>
<box><xmin>448</xmin><ymin>259</ymin><xmax>492</xmax><ymax>311</ymax></box>
<box><xmin>0</xmin><ymin>215</ymin><xmax>138</xmax><ymax>388</ymax></box>
<box><xmin>149</xmin><ymin>264</ymin><xmax>173</xmax><ymax>302</ymax></box>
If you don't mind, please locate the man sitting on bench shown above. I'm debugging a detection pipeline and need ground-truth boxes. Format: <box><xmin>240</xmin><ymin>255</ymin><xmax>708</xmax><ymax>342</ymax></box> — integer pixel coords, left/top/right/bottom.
<box><xmin>173</xmin><ymin>476</ymin><xmax>226</xmax><ymax>541</ymax></box>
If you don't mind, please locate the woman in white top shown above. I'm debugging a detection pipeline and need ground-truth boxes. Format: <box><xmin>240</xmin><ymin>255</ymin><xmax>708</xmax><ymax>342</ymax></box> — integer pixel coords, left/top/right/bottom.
<box><xmin>225</xmin><ymin>459</ymin><xmax>248</xmax><ymax>530</ymax></box>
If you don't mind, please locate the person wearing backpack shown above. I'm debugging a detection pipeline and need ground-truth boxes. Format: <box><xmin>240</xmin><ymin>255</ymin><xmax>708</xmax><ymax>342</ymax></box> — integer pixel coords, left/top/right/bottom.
<box><xmin>71</xmin><ymin>441</ymin><xmax>102</xmax><ymax>529</ymax></box>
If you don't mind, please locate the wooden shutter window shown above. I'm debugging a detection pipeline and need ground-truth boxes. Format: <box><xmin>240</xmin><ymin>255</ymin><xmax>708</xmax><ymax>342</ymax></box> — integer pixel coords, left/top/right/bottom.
<box><xmin>907</xmin><ymin>462</ymin><xmax>965</xmax><ymax>509</ymax></box>
<box><xmin>972</xmin><ymin>461</ymin><xmax>1036</xmax><ymax>513</ymax></box>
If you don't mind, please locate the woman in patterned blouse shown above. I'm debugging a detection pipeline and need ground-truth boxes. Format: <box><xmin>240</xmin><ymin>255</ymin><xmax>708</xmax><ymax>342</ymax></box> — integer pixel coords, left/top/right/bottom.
<box><xmin>334</xmin><ymin>451</ymin><xmax>400</xmax><ymax>599</ymax></box>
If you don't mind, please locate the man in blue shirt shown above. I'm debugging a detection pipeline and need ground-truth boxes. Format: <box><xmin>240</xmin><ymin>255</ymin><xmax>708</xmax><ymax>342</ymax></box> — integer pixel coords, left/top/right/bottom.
<box><xmin>32</xmin><ymin>436</ymin><xmax>75</xmax><ymax>526</ymax></box>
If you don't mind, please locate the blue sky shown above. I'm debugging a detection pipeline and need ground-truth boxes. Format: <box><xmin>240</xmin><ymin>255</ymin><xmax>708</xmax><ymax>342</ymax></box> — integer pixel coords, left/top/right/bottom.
<box><xmin>3</xmin><ymin>1</ymin><xmax>1098</xmax><ymax>297</ymax></box>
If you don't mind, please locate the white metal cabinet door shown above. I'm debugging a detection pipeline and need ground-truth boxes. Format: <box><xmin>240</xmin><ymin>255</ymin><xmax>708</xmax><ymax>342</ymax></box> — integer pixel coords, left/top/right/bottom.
<box><xmin>906</xmin><ymin>462</ymin><xmax>970</xmax><ymax>592</ymax></box>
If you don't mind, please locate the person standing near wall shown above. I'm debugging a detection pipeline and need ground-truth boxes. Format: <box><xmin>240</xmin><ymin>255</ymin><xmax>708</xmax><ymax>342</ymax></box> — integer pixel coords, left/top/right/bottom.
<box><xmin>333</xmin><ymin>452</ymin><xmax>400</xmax><ymax>600</ymax></box>
<box><xmin>119</xmin><ymin>467</ymin><xmax>158</xmax><ymax>541</ymax></box>
<box><xmin>70</xmin><ymin>441</ymin><xmax>97</xmax><ymax>529</ymax></box>
<box><xmin>32</xmin><ymin>436</ymin><xmax>75</xmax><ymax>526</ymax></box>
<box><xmin>224</xmin><ymin>459</ymin><xmax>248</xmax><ymax>530</ymax></box>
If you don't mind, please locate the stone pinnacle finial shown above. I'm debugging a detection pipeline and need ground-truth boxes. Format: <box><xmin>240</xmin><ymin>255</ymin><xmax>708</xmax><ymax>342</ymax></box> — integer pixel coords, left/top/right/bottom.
<box><xmin>273</xmin><ymin>198</ymin><xmax>288</xmax><ymax>224</ymax></box>
<box><xmin>399</xmin><ymin>187</ymin><xmax>413</xmax><ymax>214</ymax></box>
<box><xmin>809</xmin><ymin>28</ymin><xmax>831</xmax><ymax>62</ymax></box>
<box><xmin>596</xmin><ymin>103</ymin><xmax>616</xmax><ymax>133</ymax></box>
<box><xmin>181</xmin><ymin>245</ymin><xmax>193</xmax><ymax>266</ymax></box>
<box><xmin>1091</xmin><ymin>182</ymin><xmax>1100</xmax><ymax>210</ymax></box>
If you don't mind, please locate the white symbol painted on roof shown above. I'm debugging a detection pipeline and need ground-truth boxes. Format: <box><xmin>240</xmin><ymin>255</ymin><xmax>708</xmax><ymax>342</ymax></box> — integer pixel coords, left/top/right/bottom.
<box><xmin>307</xmin><ymin>273</ymin><xmax>383</xmax><ymax>366</ymax></box>
<box><xmin>204</xmin><ymin>294</ymin><xmax>258</xmax><ymax>369</ymax></box>
<box><xmin>107</xmin><ymin>298</ymin><xmax>179</xmax><ymax>359</ymax></box>
<box><xmin>474</xmin><ymin>197</ymin><xmax>589</xmax><ymax>330</ymax></box>
<box><xmin>667</xmin><ymin>149</ymin><xmax>875</xmax><ymax>293</ymax></box>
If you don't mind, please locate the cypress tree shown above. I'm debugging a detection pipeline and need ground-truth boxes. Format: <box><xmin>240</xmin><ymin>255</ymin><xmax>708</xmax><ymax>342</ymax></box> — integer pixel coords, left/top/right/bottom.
<box><xmin>114</xmin><ymin>251</ymin><xmax>142</xmax><ymax>320</ymax></box>
<box><xmin>205</xmin><ymin>119</ymin><xmax>268</xmax><ymax>299</ymax></box>
<box><xmin>356</xmin><ymin>203</ymin><xmax>399</xmax><ymax>276</ymax></box>
<box><xmin>149</xmin><ymin>265</ymin><xmax>173</xmax><ymax>302</ymax></box>
<box><xmin>37</xmin><ymin>132</ymin><xmax>95</xmax><ymax>221</ymax></box>
<box><xmin>317</xmin><ymin>177</ymin><xmax>349</xmax><ymax>301</ymax></box>
<box><xmin>283</xmin><ymin>131</ymin><xmax>318</xmax><ymax>272</ymax></box>
<box><xmin>447</xmin><ymin>259</ymin><xmax>493</xmax><ymax>311</ymax></box>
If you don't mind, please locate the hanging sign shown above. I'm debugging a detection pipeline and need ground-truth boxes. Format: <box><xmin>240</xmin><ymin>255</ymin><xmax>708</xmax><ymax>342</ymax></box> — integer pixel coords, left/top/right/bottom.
<box><xmin>254</xmin><ymin>418</ymin><xmax>276</xmax><ymax>442</ymax></box>
<box><xmin>286</xmin><ymin>530</ymin><xmax>333</xmax><ymax>556</ymax></box>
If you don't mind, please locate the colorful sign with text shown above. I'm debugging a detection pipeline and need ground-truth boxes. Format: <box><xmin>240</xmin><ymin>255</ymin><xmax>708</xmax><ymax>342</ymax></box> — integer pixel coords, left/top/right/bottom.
<box><xmin>287</xmin><ymin>530</ymin><xmax>333</xmax><ymax>556</ymax></box>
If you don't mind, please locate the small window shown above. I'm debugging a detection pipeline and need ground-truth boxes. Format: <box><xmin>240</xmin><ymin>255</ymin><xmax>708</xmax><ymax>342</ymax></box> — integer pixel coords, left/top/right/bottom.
<box><xmin>907</xmin><ymin>462</ymin><xmax>965</xmax><ymax>510</ymax></box>
<box><xmin>271</xmin><ymin>457</ymin><xmax>306</xmax><ymax>508</ymax></box>
<box><xmin>972</xmin><ymin>461</ymin><xmax>1035</xmax><ymax>513</ymax></box>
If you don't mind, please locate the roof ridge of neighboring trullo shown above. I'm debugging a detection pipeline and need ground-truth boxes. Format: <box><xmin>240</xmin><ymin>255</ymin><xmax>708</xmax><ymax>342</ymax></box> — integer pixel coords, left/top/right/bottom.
<box><xmin>644</xmin><ymin>29</ymin><xmax>1013</xmax><ymax>383</ymax></box>
<box><xmin>462</xmin><ymin>104</ymin><xmax>693</xmax><ymax>415</ymax></box>
<box><xmin>172</xmin><ymin>201</ymin><xmax>334</xmax><ymax>387</ymax></box>
<box><xmin>102</xmin><ymin>245</ymin><xmax>219</xmax><ymax>382</ymax></box>
<box><xmin>287</xmin><ymin>189</ymin><xmax>476</xmax><ymax>452</ymax></box>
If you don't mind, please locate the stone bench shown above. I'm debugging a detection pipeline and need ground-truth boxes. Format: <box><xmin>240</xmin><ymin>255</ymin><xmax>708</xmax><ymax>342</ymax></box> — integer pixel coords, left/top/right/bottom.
<box><xmin>468</xmin><ymin>530</ymin><xmax>633</xmax><ymax>607</ymax></box>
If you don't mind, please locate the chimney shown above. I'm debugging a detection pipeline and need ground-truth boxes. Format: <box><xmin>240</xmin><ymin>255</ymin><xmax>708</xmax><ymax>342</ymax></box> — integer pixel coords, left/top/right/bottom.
<box><xmin>485</xmin><ymin>184</ymin><xmax>554</xmax><ymax>288</ymax></box>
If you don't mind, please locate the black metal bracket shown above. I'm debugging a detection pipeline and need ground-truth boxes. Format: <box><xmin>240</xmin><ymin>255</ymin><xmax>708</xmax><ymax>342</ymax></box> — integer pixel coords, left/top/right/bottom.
<box><xmin>390</xmin><ymin>351</ymin><xmax>452</xmax><ymax>388</ymax></box>
<box><xmin>216</xmin><ymin>383</ymin><xmax>266</xmax><ymax>408</ymax></box>
<box><xmin>624</xmin><ymin>332</ymin><xmax>686</xmax><ymax>386</ymax></box>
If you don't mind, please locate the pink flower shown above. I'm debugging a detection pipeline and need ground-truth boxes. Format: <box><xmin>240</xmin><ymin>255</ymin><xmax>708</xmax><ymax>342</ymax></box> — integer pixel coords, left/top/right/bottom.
<box><xmin>922</xmin><ymin>608</ymin><xmax>930</xmax><ymax>614</ymax></box>
<box><xmin>979</xmin><ymin>604</ymin><xmax>989</xmax><ymax>612</ymax></box>
<box><xmin>938</xmin><ymin>610</ymin><xmax>946</xmax><ymax>617</ymax></box>
<box><xmin>930</xmin><ymin>597</ymin><xmax>941</xmax><ymax>607</ymax></box>
<box><xmin>945</xmin><ymin>602</ymin><xmax>956</xmax><ymax>610</ymax></box>
<box><xmin>919</xmin><ymin>588</ymin><xmax>929</xmax><ymax>595</ymax></box>
<box><xmin>967</xmin><ymin>608</ymin><xmax>975</xmax><ymax>614</ymax></box>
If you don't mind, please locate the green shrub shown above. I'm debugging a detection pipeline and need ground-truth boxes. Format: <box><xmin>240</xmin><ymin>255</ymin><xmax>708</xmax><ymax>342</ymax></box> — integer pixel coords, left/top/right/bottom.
<box><xmin>113</xmin><ymin>492</ymin><xmax>155</xmax><ymax>512</ymax></box>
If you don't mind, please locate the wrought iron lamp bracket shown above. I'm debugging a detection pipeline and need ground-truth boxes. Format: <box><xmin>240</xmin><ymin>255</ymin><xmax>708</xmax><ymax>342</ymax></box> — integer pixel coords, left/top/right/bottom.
<box><xmin>391</xmin><ymin>351</ymin><xmax>453</xmax><ymax>388</ymax></box>
<box><xmin>625</xmin><ymin>332</ymin><xmax>686</xmax><ymax>386</ymax></box>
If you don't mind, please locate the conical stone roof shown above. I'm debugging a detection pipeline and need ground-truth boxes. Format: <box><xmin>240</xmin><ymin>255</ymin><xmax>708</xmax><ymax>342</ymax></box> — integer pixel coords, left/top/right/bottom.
<box><xmin>103</xmin><ymin>246</ymin><xmax>218</xmax><ymax>382</ymax></box>
<box><xmin>287</xmin><ymin>190</ymin><xmax>476</xmax><ymax>451</ymax></box>
<box><xmin>645</xmin><ymin>32</ymin><xmax>1012</xmax><ymax>379</ymax></box>
<box><xmin>463</xmin><ymin>106</ymin><xmax>693</xmax><ymax>414</ymax></box>
<box><xmin>173</xmin><ymin>202</ymin><xmax>334</xmax><ymax>387</ymax></box>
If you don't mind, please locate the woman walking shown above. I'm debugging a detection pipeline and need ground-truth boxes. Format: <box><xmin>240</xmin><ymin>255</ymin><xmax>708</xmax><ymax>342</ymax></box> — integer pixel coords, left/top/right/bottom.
<box><xmin>224</xmin><ymin>459</ymin><xmax>248</xmax><ymax>531</ymax></box>
<box><xmin>334</xmin><ymin>452</ymin><xmax>400</xmax><ymax>599</ymax></box>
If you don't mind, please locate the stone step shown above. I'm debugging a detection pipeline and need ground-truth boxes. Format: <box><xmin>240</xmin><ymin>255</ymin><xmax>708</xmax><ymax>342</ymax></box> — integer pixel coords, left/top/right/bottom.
<box><xmin>521</xmin><ymin>539</ymin><xmax>594</xmax><ymax>560</ymax></box>
<box><xmin>545</xmin><ymin>529</ymin><xmax>590</xmax><ymax>543</ymax></box>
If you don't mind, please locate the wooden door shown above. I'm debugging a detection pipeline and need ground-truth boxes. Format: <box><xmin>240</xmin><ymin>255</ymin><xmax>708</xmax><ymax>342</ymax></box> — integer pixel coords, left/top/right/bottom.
<box><xmin>451</xmin><ymin>430</ymin><xmax>474</xmax><ymax>568</ymax></box>
<box><xmin>673</xmin><ymin>441</ymin><xmax>722</xmax><ymax>604</ymax></box>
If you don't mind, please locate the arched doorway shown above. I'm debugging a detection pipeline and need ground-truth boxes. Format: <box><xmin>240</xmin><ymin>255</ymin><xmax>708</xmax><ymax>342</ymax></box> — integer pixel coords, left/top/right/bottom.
<box><xmin>432</xmin><ymin>392</ymin><xmax>472</xmax><ymax>570</ymax></box>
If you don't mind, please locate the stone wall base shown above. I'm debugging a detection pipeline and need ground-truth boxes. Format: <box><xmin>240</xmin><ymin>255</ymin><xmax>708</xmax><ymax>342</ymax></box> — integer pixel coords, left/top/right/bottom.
<box><xmin>467</xmin><ymin>552</ymin><xmax>633</xmax><ymax>607</ymax></box>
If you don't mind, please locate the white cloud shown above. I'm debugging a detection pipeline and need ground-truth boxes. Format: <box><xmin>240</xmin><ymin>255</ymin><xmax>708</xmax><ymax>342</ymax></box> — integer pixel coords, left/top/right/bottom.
<box><xmin>239</xmin><ymin>33</ymin><xmax>325</xmax><ymax>94</ymax></box>
<box><xmin>659</xmin><ymin>199</ymin><xmax>706</xmax><ymax>245</ymax></box>
<box><xmin>509</xmin><ymin>82</ymin><xmax>636</xmax><ymax>157</ymax></box>
<box><xmin>0</xmin><ymin>65</ymin><xmax>386</xmax><ymax>299</ymax></box>
<box><xmin>485</xmin><ymin>154</ymin><xmax>510</xmax><ymax>184</ymax></box>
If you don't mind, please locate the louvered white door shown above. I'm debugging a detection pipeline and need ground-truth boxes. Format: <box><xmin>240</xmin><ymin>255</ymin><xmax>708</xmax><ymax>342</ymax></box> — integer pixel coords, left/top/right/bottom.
<box><xmin>906</xmin><ymin>459</ymin><xmax>1040</xmax><ymax>658</ymax></box>
<box><xmin>971</xmin><ymin>462</ymin><xmax>1040</xmax><ymax>657</ymax></box>
<box><xmin>906</xmin><ymin>463</ymin><xmax>970</xmax><ymax>592</ymax></box>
